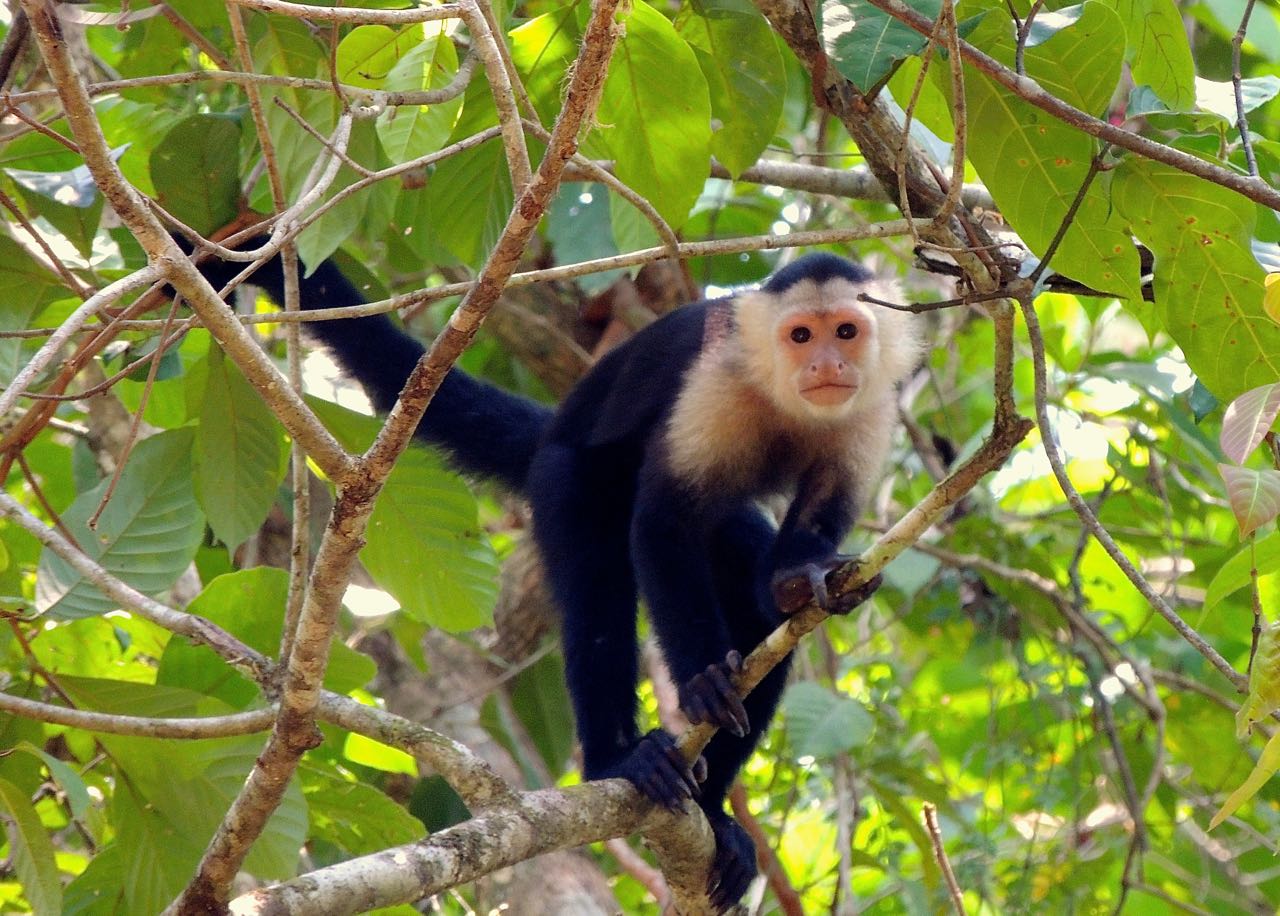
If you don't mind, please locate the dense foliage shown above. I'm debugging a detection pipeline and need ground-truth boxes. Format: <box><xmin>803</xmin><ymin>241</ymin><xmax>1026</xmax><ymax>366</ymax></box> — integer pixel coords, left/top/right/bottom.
<box><xmin>1</xmin><ymin>0</ymin><xmax>1279</xmax><ymax>913</ymax></box>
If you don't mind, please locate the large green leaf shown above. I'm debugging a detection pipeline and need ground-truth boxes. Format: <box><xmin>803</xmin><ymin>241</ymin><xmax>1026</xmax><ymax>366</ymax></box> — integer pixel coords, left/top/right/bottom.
<box><xmin>157</xmin><ymin>568</ymin><xmax>376</xmax><ymax>706</ymax></box>
<box><xmin>301</xmin><ymin>763</ymin><xmax>424</xmax><ymax>856</ymax></box>
<box><xmin>1203</xmin><ymin>531</ymin><xmax>1280</xmax><ymax>615</ymax></box>
<box><xmin>336</xmin><ymin>24</ymin><xmax>424</xmax><ymax>90</ymax></box>
<box><xmin>0</xmin><ymin>775</ymin><xmax>62</xmax><ymax>916</ymax></box>
<box><xmin>36</xmin><ymin>429</ymin><xmax>206</xmax><ymax>619</ymax></box>
<box><xmin>424</xmin><ymin>78</ymin><xmax>512</xmax><ymax>267</ymax></box>
<box><xmin>0</xmin><ymin>236</ymin><xmax>64</xmax><ymax>387</ymax></box>
<box><xmin>592</xmin><ymin>1</ymin><xmax>711</xmax><ymax>228</ymax></box>
<box><xmin>57</xmin><ymin>677</ymin><xmax>307</xmax><ymax>911</ymax></box>
<box><xmin>149</xmin><ymin>115</ymin><xmax>242</xmax><ymax>236</ymax></box>
<box><xmin>781</xmin><ymin>682</ymin><xmax>874</xmax><ymax>758</ymax></box>
<box><xmin>378</xmin><ymin>29</ymin><xmax>463</xmax><ymax>162</ymax></box>
<box><xmin>361</xmin><ymin>450</ymin><xmax>499</xmax><ymax>632</ymax></box>
<box><xmin>1113</xmin><ymin>158</ymin><xmax>1280</xmax><ymax>400</ymax></box>
<box><xmin>680</xmin><ymin>0</ymin><xmax>785</xmax><ymax>177</ymax></box>
<box><xmin>1115</xmin><ymin>0</ymin><xmax>1196</xmax><ymax>108</ymax></box>
<box><xmin>964</xmin><ymin>2</ymin><xmax>1143</xmax><ymax>300</ymax></box>
<box><xmin>819</xmin><ymin>0</ymin><xmax>941</xmax><ymax>93</ymax></box>
<box><xmin>191</xmin><ymin>348</ymin><xmax>288</xmax><ymax>552</ymax></box>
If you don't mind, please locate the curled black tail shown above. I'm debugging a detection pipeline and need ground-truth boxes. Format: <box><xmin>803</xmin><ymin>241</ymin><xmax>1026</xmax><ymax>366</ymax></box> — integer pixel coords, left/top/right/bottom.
<box><xmin>193</xmin><ymin>246</ymin><xmax>552</xmax><ymax>493</ymax></box>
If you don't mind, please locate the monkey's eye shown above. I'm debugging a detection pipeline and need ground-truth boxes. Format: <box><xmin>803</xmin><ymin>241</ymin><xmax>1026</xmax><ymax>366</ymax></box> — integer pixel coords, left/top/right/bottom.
<box><xmin>790</xmin><ymin>327</ymin><xmax>812</xmax><ymax>344</ymax></box>
<box><xmin>836</xmin><ymin>323</ymin><xmax>858</xmax><ymax>340</ymax></box>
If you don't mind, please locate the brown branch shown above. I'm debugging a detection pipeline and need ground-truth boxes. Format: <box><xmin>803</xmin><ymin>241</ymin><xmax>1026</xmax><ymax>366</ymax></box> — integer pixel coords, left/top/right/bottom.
<box><xmin>923</xmin><ymin>803</ymin><xmax>966</xmax><ymax>915</ymax></box>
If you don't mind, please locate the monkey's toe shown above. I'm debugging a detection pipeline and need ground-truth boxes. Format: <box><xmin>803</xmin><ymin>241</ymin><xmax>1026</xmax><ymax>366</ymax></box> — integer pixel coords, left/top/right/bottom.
<box><xmin>679</xmin><ymin>651</ymin><xmax>749</xmax><ymax>737</ymax></box>
<box><xmin>705</xmin><ymin>812</ymin><xmax>757</xmax><ymax>912</ymax></box>
<box><xmin>612</xmin><ymin>729</ymin><xmax>702</xmax><ymax>810</ymax></box>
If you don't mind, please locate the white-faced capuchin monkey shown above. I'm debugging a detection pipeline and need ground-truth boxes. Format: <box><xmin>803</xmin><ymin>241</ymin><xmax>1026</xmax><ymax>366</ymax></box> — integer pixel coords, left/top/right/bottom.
<box><xmin>192</xmin><ymin>246</ymin><xmax>920</xmax><ymax>912</ymax></box>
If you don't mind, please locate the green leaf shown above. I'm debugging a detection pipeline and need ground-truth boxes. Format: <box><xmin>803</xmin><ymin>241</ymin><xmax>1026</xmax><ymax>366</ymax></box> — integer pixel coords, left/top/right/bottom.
<box><xmin>157</xmin><ymin>568</ymin><xmax>376</xmax><ymax>705</ymax></box>
<box><xmin>781</xmin><ymin>682</ymin><xmax>874</xmax><ymax>758</ymax></box>
<box><xmin>1211</xmin><ymin>727</ymin><xmax>1280</xmax><ymax>829</ymax></box>
<box><xmin>681</xmin><ymin>0</ymin><xmax>785</xmax><ymax>177</ymax></box>
<box><xmin>508</xmin><ymin>650</ymin><xmax>575</xmax><ymax>775</ymax></box>
<box><xmin>343</xmin><ymin>731</ymin><xmax>418</xmax><ymax>775</ymax></box>
<box><xmin>57</xmin><ymin>677</ymin><xmax>307</xmax><ymax>907</ymax></box>
<box><xmin>819</xmin><ymin>0</ymin><xmax>941</xmax><ymax>93</ymax></box>
<box><xmin>302</xmin><ymin>764</ymin><xmax>423</xmax><ymax>856</ymax></box>
<box><xmin>1235</xmin><ymin>619</ymin><xmax>1280</xmax><ymax>738</ymax></box>
<box><xmin>36</xmin><ymin>429</ymin><xmax>206</xmax><ymax>619</ymax></box>
<box><xmin>546</xmin><ymin>184</ymin><xmax>623</xmax><ymax>294</ymax></box>
<box><xmin>0</xmin><ymin>237</ymin><xmax>64</xmax><ymax>387</ymax></box>
<box><xmin>297</xmin><ymin>119</ymin><xmax>396</xmax><ymax>270</ymax></box>
<box><xmin>336</xmin><ymin>24</ymin><xmax>424</xmax><ymax>90</ymax></box>
<box><xmin>424</xmin><ymin>78</ymin><xmax>512</xmax><ymax>267</ymax></box>
<box><xmin>1115</xmin><ymin>0</ymin><xmax>1196</xmax><ymax>108</ymax></box>
<box><xmin>593</xmin><ymin>1</ymin><xmax>712</xmax><ymax>227</ymax></box>
<box><xmin>1114</xmin><ymin>158</ymin><xmax>1280</xmax><ymax>401</ymax></box>
<box><xmin>964</xmin><ymin>3</ymin><xmax>1142</xmax><ymax>301</ymax></box>
<box><xmin>378</xmin><ymin>30</ymin><xmax>463</xmax><ymax>162</ymax></box>
<box><xmin>0</xmin><ymin>775</ymin><xmax>62</xmax><ymax>916</ymax></box>
<box><xmin>15</xmin><ymin>743</ymin><xmax>93</xmax><ymax>820</ymax></box>
<box><xmin>150</xmin><ymin>115</ymin><xmax>242</xmax><ymax>236</ymax></box>
<box><xmin>192</xmin><ymin>349</ymin><xmax>288</xmax><ymax>552</ymax></box>
<box><xmin>361</xmin><ymin>451</ymin><xmax>499</xmax><ymax>631</ymax></box>
<box><xmin>1203</xmin><ymin>531</ymin><xmax>1280</xmax><ymax>615</ymax></box>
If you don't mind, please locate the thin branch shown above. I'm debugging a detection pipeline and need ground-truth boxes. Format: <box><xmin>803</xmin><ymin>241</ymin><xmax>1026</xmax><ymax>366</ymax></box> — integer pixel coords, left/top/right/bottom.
<box><xmin>0</xmin><ymin>691</ymin><xmax>277</xmax><ymax>738</ymax></box>
<box><xmin>1232</xmin><ymin>0</ymin><xmax>1260</xmax><ymax>178</ymax></box>
<box><xmin>227</xmin><ymin>0</ymin><xmax>461</xmax><ymax>24</ymax></box>
<box><xmin>1018</xmin><ymin>297</ymin><xmax>1245</xmax><ymax>691</ymax></box>
<box><xmin>923</xmin><ymin>803</ymin><xmax>966</xmax><ymax>915</ymax></box>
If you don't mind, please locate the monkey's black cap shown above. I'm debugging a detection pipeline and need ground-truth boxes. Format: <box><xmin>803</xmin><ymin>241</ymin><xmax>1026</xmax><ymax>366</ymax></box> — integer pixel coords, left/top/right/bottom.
<box><xmin>763</xmin><ymin>252</ymin><xmax>873</xmax><ymax>293</ymax></box>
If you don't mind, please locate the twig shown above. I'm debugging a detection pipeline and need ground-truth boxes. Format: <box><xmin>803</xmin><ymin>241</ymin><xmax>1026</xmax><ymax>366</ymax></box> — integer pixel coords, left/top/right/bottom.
<box><xmin>0</xmin><ymin>691</ymin><xmax>278</xmax><ymax>738</ymax></box>
<box><xmin>1018</xmin><ymin>298</ymin><xmax>1245</xmax><ymax>691</ymax></box>
<box><xmin>922</xmin><ymin>803</ymin><xmax>965</xmax><ymax>915</ymax></box>
<box><xmin>1232</xmin><ymin>0</ymin><xmax>1260</xmax><ymax>178</ymax></box>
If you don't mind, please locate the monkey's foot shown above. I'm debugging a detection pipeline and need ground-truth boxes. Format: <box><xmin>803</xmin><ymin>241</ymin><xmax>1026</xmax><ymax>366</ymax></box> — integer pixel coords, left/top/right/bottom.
<box><xmin>772</xmin><ymin>556</ymin><xmax>882</xmax><ymax>615</ymax></box>
<box><xmin>610</xmin><ymin>729</ymin><xmax>705</xmax><ymax>810</ymax></box>
<box><xmin>679</xmin><ymin>650</ymin><xmax>749</xmax><ymax>737</ymax></box>
<box><xmin>705</xmin><ymin>811</ymin><xmax>758</xmax><ymax>913</ymax></box>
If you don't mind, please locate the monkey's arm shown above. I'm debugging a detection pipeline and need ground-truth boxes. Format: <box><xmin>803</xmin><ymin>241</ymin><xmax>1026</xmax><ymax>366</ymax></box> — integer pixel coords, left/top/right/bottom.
<box><xmin>769</xmin><ymin>468</ymin><xmax>879</xmax><ymax>614</ymax></box>
<box><xmin>630</xmin><ymin>461</ymin><xmax>752</xmax><ymax>737</ymax></box>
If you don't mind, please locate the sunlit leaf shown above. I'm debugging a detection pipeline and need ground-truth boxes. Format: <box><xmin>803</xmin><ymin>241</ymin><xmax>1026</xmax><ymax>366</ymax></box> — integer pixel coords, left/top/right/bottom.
<box><xmin>0</xmin><ymin>776</ymin><xmax>62</xmax><ymax>916</ymax></box>
<box><xmin>1211</xmin><ymin>727</ymin><xmax>1280</xmax><ymax>829</ymax></box>
<box><xmin>36</xmin><ymin>430</ymin><xmax>206</xmax><ymax>619</ymax></box>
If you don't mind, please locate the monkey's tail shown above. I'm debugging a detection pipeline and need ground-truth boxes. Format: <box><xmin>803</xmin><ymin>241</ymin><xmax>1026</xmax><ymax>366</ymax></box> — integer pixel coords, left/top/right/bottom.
<box><xmin>194</xmin><ymin>249</ymin><xmax>552</xmax><ymax>492</ymax></box>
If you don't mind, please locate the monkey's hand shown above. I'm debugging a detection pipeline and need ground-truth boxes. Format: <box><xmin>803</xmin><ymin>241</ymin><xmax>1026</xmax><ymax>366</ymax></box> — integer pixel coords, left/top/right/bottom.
<box><xmin>705</xmin><ymin>810</ymin><xmax>758</xmax><ymax>913</ymax></box>
<box><xmin>679</xmin><ymin>650</ymin><xmax>749</xmax><ymax>737</ymax></box>
<box><xmin>772</xmin><ymin>556</ymin><xmax>882</xmax><ymax>615</ymax></box>
<box><xmin>611</xmin><ymin>729</ymin><xmax>706</xmax><ymax>810</ymax></box>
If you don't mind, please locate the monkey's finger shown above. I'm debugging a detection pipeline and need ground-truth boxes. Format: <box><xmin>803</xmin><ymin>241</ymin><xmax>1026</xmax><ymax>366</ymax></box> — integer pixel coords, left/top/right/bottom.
<box><xmin>691</xmin><ymin>754</ymin><xmax>708</xmax><ymax>784</ymax></box>
<box><xmin>724</xmin><ymin>649</ymin><xmax>744</xmax><ymax>673</ymax></box>
<box><xmin>701</xmin><ymin>665</ymin><xmax>749</xmax><ymax>736</ymax></box>
<box><xmin>659</xmin><ymin>743</ymin><xmax>702</xmax><ymax>799</ymax></box>
<box><xmin>807</xmin><ymin>565</ymin><xmax>831</xmax><ymax>609</ymax></box>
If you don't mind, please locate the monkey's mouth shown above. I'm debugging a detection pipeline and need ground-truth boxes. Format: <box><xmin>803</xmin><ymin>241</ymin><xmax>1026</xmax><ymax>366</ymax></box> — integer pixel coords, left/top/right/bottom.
<box><xmin>800</xmin><ymin>383</ymin><xmax>856</xmax><ymax>406</ymax></box>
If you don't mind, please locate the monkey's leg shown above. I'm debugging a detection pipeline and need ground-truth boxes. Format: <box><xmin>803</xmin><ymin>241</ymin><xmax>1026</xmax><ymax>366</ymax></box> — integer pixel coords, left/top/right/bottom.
<box><xmin>694</xmin><ymin>507</ymin><xmax>794</xmax><ymax>911</ymax></box>
<box><xmin>528</xmin><ymin>443</ymin><xmax>700</xmax><ymax>809</ymax></box>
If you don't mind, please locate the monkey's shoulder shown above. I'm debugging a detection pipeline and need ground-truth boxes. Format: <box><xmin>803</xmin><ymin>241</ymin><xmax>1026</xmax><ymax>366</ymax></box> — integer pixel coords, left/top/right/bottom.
<box><xmin>549</xmin><ymin>298</ymin><xmax>723</xmax><ymax>449</ymax></box>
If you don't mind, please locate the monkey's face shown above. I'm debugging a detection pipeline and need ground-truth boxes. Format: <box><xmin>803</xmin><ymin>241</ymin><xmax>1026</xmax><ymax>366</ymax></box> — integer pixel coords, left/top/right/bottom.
<box><xmin>775</xmin><ymin>300</ymin><xmax>875</xmax><ymax>419</ymax></box>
